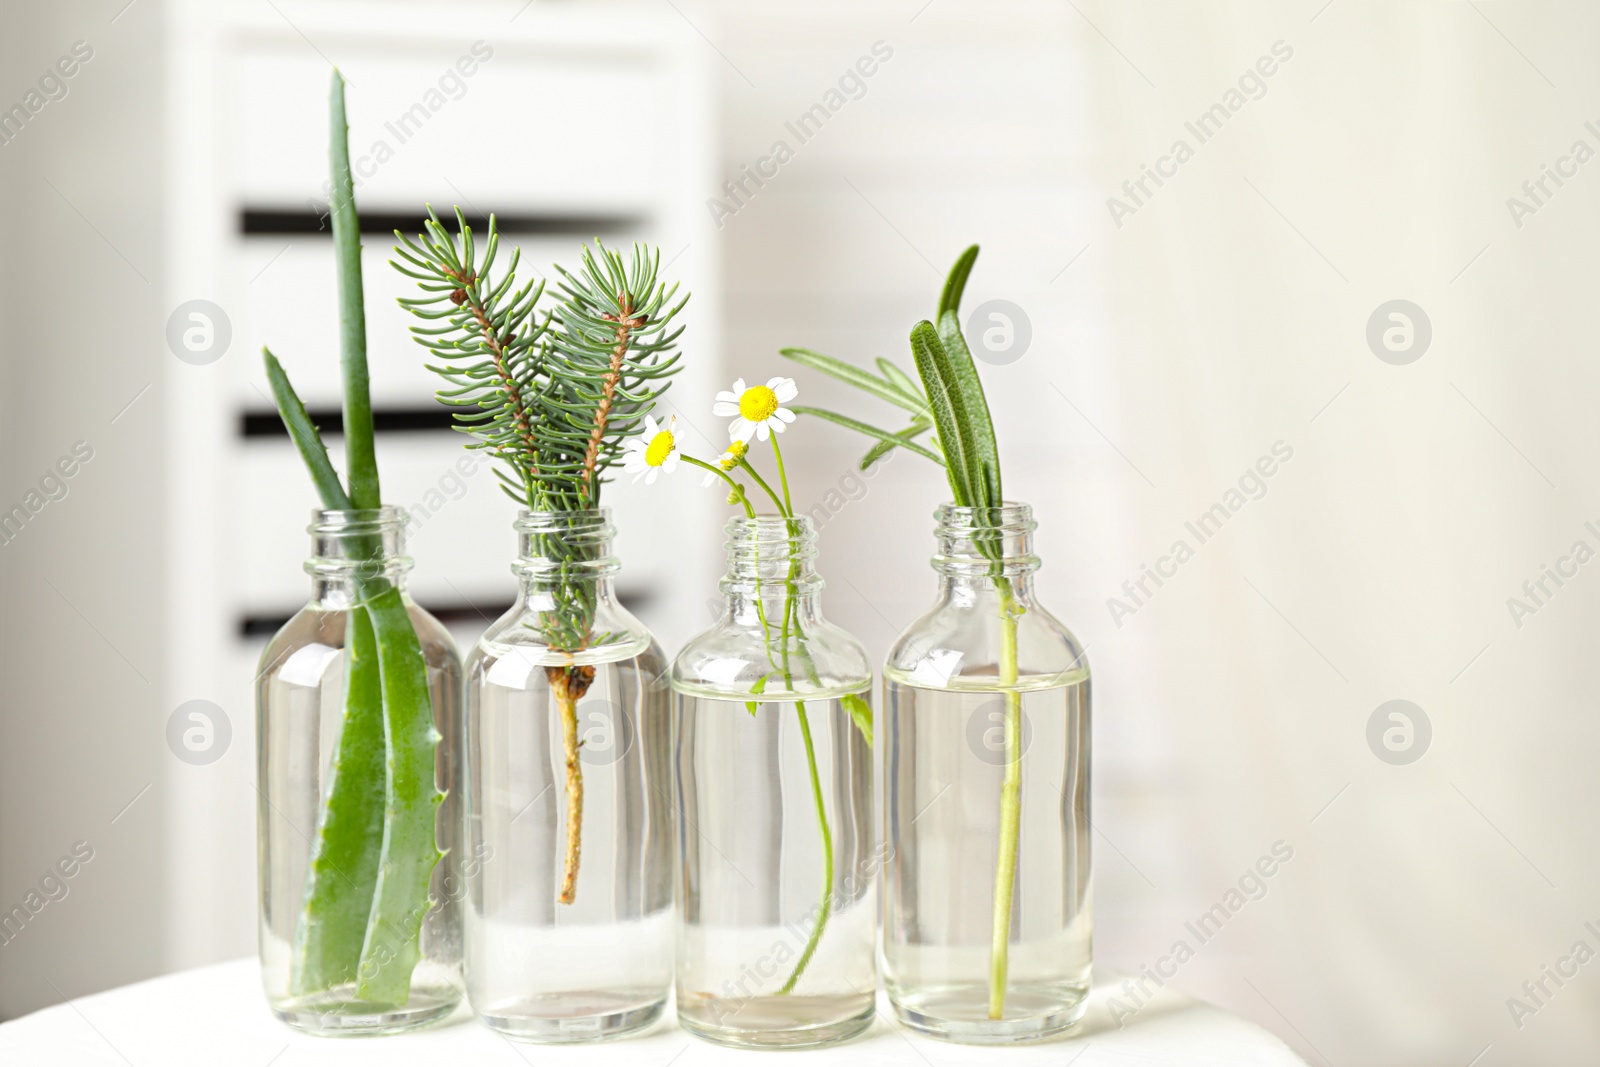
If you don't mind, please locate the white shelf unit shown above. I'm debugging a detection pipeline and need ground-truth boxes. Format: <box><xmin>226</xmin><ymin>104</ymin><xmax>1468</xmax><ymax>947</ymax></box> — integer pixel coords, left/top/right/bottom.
<box><xmin>163</xmin><ymin>0</ymin><xmax>718</xmax><ymax>969</ymax></box>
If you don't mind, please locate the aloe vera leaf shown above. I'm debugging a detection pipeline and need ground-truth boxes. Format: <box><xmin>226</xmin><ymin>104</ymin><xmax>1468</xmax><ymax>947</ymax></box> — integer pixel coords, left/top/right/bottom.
<box><xmin>935</xmin><ymin>307</ymin><xmax>1003</xmax><ymax>508</ymax></box>
<box><xmin>263</xmin><ymin>348</ymin><xmax>352</xmax><ymax>511</ymax></box>
<box><xmin>290</xmin><ymin>604</ymin><xmax>384</xmax><ymax>995</ymax></box>
<box><xmin>330</xmin><ymin>70</ymin><xmax>380</xmax><ymax>510</ymax></box>
<box><xmin>907</xmin><ymin>322</ymin><xmax>972</xmax><ymax>504</ymax></box>
<box><xmin>790</xmin><ymin>405</ymin><xmax>946</xmax><ymax>466</ymax></box>
<box><xmin>841</xmin><ymin>692</ymin><xmax>873</xmax><ymax>747</ymax></box>
<box><xmin>353</xmin><ymin>585</ymin><xmax>442</xmax><ymax>1004</ymax></box>
<box><xmin>778</xmin><ymin>347</ymin><xmax>929</xmax><ymax>416</ymax></box>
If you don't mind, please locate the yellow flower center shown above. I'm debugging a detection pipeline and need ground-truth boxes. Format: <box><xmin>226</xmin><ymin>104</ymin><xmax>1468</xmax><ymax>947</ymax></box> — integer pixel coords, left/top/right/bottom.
<box><xmin>718</xmin><ymin>440</ymin><xmax>748</xmax><ymax>470</ymax></box>
<box><xmin>739</xmin><ymin>385</ymin><xmax>779</xmax><ymax>422</ymax></box>
<box><xmin>644</xmin><ymin>430</ymin><xmax>675</xmax><ymax>467</ymax></box>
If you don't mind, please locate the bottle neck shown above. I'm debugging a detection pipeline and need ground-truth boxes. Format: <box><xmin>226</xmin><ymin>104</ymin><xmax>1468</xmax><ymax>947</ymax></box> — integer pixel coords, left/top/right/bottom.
<box><xmin>720</xmin><ymin>515</ymin><xmax>824</xmax><ymax>626</ymax></box>
<box><xmin>930</xmin><ymin>502</ymin><xmax>1040</xmax><ymax>605</ymax></box>
<box><xmin>512</xmin><ymin>508</ymin><xmax>620</xmax><ymax>601</ymax></box>
<box><xmin>305</xmin><ymin>507</ymin><xmax>412</xmax><ymax>608</ymax></box>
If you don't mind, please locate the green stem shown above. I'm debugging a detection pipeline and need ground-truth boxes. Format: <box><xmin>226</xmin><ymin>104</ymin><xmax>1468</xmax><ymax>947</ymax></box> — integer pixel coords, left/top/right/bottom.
<box><xmin>775</xmin><ymin>545</ymin><xmax>833</xmax><ymax>995</ymax></box>
<box><xmin>769</xmin><ymin>435</ymin><xmax>795</xmax><ymax>514</ymax></box>
<box><xmin>779</xmin><ymin>695</ymin><xmax>833</xmax><ymax>995</ymax></box>
<box><xmin>735</xmin><ymin>457</ymin><xmax>787</xmax><ymax>516</ymax></box>
<box><xmin>988</xmin><ymin>580</ymin><xmax>1022</xmax><ymax>1019</ymax></box>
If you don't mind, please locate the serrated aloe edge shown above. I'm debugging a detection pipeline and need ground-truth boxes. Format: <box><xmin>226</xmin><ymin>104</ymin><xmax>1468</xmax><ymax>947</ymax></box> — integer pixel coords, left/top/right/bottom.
<box><xmin>264</xmin><ymin>70</ymin><xmax>442</xmax><ymax>1008</ymax></box>
<box><xmin>780</xmin><ymin>245</ymin><xmax>1022</xmax><ymax>1019</ymax></box>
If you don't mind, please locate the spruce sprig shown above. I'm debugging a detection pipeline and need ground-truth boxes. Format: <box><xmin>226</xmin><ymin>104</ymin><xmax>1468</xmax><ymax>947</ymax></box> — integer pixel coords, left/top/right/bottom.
<box><xmin>392</xmin><ymin>216</ymin><xmax>687</xmax><ymax>907</ymax></box>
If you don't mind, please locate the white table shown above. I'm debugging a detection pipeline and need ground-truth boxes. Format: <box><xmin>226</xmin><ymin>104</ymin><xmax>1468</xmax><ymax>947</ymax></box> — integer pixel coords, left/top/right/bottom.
<box><xmin>0</xmin><ymin>959</ymin><xmax>1307</xmax><ymax>1065</ymax></box>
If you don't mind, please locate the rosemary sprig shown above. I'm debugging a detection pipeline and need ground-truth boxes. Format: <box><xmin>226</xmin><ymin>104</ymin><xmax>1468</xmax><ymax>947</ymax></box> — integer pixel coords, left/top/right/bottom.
<box><xmin>779</xmin><ymin>245</ymin><xmax>1024</xmax><ymax>1019</ymax></box>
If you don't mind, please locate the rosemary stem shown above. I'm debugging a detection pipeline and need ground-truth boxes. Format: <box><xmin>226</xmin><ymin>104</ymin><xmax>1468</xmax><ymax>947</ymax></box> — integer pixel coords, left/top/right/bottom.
<box><xmin>988</xmin><ymin>580</ymin><xmax>1022</xmax><ymax>1019</ymax></box>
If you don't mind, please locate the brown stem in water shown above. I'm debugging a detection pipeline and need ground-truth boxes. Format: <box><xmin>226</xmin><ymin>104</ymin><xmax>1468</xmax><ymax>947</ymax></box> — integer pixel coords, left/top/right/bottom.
<box><xmin>548</xmin><ymin>663</ymin><xmax>595</xmax><ymax>905</ymax></box>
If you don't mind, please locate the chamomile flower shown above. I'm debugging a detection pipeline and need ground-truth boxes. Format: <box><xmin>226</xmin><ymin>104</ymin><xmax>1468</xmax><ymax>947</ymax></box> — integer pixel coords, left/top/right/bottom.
<box><xmin>622</xmin><ymin>415</ymin><xmax>680</xmax><ymax>484</ymax></box>
<box><xmin>701</xmin><ymin>439</ymin><xmax>749</xmax><ymax>487</ymax></box>
<box><xmin>714</xmin><ymin>377</ymin><xmax>798</xmax><ymax>443</ymax></box>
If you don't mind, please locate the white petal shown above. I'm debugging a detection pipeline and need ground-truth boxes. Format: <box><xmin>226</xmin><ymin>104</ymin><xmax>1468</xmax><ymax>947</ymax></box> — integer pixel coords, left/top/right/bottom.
<box><xmin>774</xmin><ymin>407</ymin><xmax>796</xmax><ymax>423</ymax></box>
<box><xmin>662</xmin><ymin>452</ymin><xmax>680</xmax><ymax>473</ymax></box>
<box><xmin>770</xmin><ymin>377</ymin><xmax>798</xmax><ymax>401</ymax></box>
<box><xmin>643</xmin><ymin>415</ymin><xmax>660</xmax><ymax>435</ymax></box>
<box><xmin>731</xmin><ymin>378</ymin><xmax>747</xmax><ymax>394</ymax></box>
<box><xmin>715</xmin><ymin>391</ymin><xmax>739</xmax><ymax>403</ymax></box>
<box><xmin>756</xmin><ymin>422</ymin><xmax>771</xmax><ymax>442</ymax></box>
<box><xmin>712</xmin><ymin>401</ymin><xmax>739</xmax><ymax>417</ymax></box>
<box><xmin>702</xmin><ymin>471</ymin><xmax>717</xmax><ymax>487</ymax></box>
<box><xmin>644</xmin><ymin>467</ymin><xmax>659</xmax><ymax>485</ymax></box>
<box><xmin>768</xmin><ymin>418</ymin><xmax>786</xmax><ymax>434</ymax></box>
<box><xmin>729</xmin><ymin>417</ymin><xmax>755</xmax><ymax>442</ymax></box>
<box><xmin>622</xmin><ymin>452</ymin><xmax>645</xmax><ymax>472</ymax></box>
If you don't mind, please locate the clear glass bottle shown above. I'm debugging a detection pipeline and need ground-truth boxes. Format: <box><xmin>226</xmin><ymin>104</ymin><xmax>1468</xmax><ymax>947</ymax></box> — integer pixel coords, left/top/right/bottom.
<box><xmin>882</xmin><ymin>502</ymin><xmax>1091</xmax><ymax>1044</ymax></box>
<box><xmin>256</xmin><ymin>507</ymin><xmax>463</xmax><ymax>1035</ymax></box>
<box><xmin>672</xmin><ymin>515</ymin><xmax>876</xmax><ymax>1049</ymax></box>
<box><xmin>462</xmin><ymin>508</ymin><xmax>673</xmax><ymax>1042</ymax></box>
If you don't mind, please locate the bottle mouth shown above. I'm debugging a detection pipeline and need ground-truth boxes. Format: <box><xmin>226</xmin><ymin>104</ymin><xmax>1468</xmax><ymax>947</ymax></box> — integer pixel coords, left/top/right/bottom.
<box><xmin>933</xmin><ymin>501</ymin><xmax>1036</xmax><ymax>535</ymax></box>
<box><xmin>725</xmin><ymin>514</ymin><xmax>817</xmax><ymax>548</ymax></box>
<box><xmin>932</xmin><ymin>501</ymin><xmax>1039</xmax><ymax>575</ymax></box>
<box><xmin>722</xmin><ymin>515</ymin><xmax>821</xmax><ymax>592</ymax></box>
<box><xmin>307</xmin><ymin>505</ymin><xmax>408</xmax><ymax>537</ymax></box>
<box><xmin>514</xmin><ymin>507</ymin><xmax>620</xmax><ymax>579</ymax></box>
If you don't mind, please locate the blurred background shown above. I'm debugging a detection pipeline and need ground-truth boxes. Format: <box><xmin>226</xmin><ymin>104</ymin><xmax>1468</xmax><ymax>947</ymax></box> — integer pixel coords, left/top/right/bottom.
<box><xmin>2</xmin><ymin>1</ymin><xmax>1597</xmax><ymax>1063</ymax></box>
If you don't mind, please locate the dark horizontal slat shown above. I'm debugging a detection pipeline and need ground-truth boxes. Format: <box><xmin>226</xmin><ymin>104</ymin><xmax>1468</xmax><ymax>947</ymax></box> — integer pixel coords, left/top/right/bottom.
<box><xmin>241</xmin><ymin>208</ymin><xmax>646</xmax><ymax>237</ymax></box>
<box><xmin>240</xmin><ymin>589</ymin><xmax>657</xmax><ymax>639</ymax></box>
<box><xmin>242</xmin><ymin>406</ymin><xmax>475</xmax><ymax>437</ymax></box>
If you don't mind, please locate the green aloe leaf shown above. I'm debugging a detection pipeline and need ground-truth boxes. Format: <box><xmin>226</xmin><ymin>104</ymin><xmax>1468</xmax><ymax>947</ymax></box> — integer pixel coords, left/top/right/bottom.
<box><xmin>263</xmin><ymin>348</ymin><xmax>352</xmax><ymax>510</ymax></box>
<box><xmin>289</xmin><ymin>604</ymin><xmax>384</xmax><ymax>995</ymax></box>
<box><xmin>330</xmin><ymin>70</ymin><xmax>380</xmax><ymax>510</ymax></box>
<box><xmin>354</xmin><ymin>586</ymin><xmax>443</xmax><ymax>1005</ymax></box>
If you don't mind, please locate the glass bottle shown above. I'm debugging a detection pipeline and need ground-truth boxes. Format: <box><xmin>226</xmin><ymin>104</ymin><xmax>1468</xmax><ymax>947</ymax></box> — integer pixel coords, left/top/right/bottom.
<box><xmin>461</xmin><ymin>508</ymin><xmax>673</xmax><ymax>1042</ymax></box>
<box><xmin>881</xmin><ymin>503</ymin><xmax>1091</xmax><ymax>1044</ymax></box>
<box><xmin>672</xmin><ymin>515</ymin><xmax>876</xmax><ymax>1049</ymax></box>
<box><xmin>256</xmin><ymin>507</ymin><xmax>463</xmax><ymax>1035</ymax></box>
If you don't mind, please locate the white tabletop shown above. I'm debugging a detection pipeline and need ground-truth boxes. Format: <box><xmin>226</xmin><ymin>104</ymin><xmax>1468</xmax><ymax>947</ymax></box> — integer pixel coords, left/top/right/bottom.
<box><xmin>0</xmin><ymin>958</ymin><xmax>1307</xmax><ymax>1065</ymax></box>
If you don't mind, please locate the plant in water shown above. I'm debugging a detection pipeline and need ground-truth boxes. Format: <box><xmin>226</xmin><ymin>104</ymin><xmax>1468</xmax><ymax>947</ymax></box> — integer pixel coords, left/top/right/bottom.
<box><xmin>391</xmin><ymin>212</ymin><xmax>685</xmax><ymax>905</ymax></box>
<box><xmin>780</xmin><ymin>245</ymin><xmax>1021</xmax><ymax>1019</ymax></box>
<box><xmin>630</xmin><ymin>376</ymin><xmax>873</xmax><ymax>994</ymax></box>
<box><xmin>261</xmin><ymin>71</ymin><xmax>440</xmax><ymax>1007</ymax></box>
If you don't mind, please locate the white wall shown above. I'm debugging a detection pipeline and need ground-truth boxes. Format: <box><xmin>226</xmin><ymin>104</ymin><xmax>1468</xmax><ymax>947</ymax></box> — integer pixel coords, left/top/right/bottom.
<box><xmin>0</xmin><ymin>0</ymin><xmax>168</xmax><ymax>1018</ymax></box>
